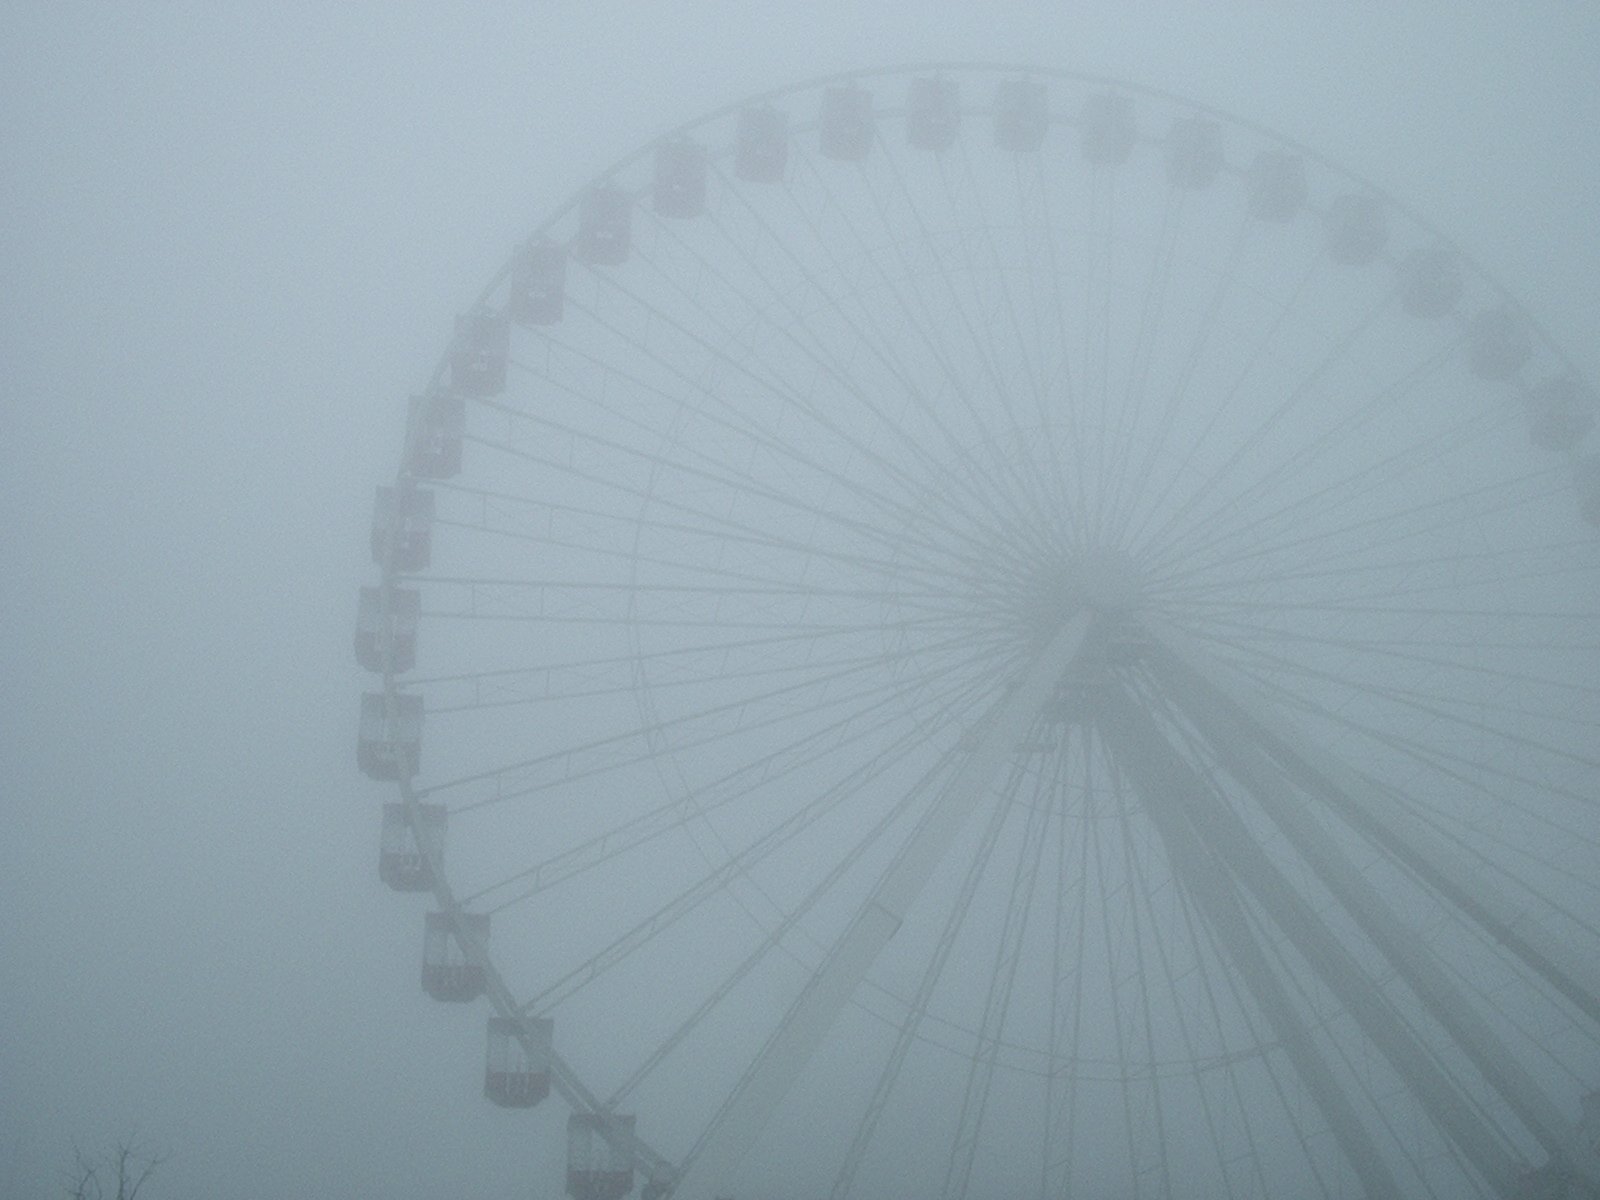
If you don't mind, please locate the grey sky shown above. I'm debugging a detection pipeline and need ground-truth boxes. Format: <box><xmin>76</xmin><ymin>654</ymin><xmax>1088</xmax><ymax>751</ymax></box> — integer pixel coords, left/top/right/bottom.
<box><xmin>3</xmin><ymin>4</ymin><xmax>1599</xmax><ymax>1198</ymax></box>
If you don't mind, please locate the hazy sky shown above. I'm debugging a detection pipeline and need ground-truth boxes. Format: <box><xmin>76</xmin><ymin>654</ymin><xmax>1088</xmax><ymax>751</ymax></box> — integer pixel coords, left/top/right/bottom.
<box><xmin>4</xmin><ymin>4</ymin><xmax>1600</xmax><ymax>1198</ymax></box>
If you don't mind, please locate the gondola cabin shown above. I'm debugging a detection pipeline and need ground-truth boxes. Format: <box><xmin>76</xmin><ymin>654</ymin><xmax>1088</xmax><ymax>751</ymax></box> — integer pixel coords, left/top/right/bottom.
<box><xmin>378</xmin><ymin>801</ymin><xmax>445</xmax><ymax>892</ymax></box>
<box><xmin>484</xmin><ymin>1016</ymin><xmax>552</xmax><ymax>1108</ymax></box>
<box><xmin>449</xmin><ymin>308</ymin><xmax>510</xmax><ymax>397</ymax></box>
<box><xmin>370</xmin><ymin>485</ymin><xmax>434</xmax><ymax>571</ymax></box>
<box><xmin>993</xmin><ymin>79</ymin><xmax>1048</xmax><ymax>153</ymax></box>
<box><xmin>906</xmin><ymin>76</ymin><xmax>959</xmax><ymax>152</ymax></box>
<box><xmin>358</xmin><ymin>692</ymin><xmax>423</xmax><ymax>781</ymax></box>
<box><xmin>354</xmin><ymin>586</ymin><xmax>420</xmax><ymax>673</ymax></box>
<box><xmin>567</xmin><ymin>1113</ymin><xmax>636</xmax><ymax>1200</ymax></box>
<box><xmin>735</xmin><ymin>104</ymin><xmax>788</xmax><ymax>183</ymax></box>
<box><xmin>819</xmin><ymin>83</ymin><xmax>874</xmax><ymax>162</ymax></box>
<box><xmin>509</xmin><ymin>239</ymin><xmax>567</xmax><ymax>325</ymax></box>
<box><xmin>421</xmin><ymin>911</ymin><xmax>488</xmax><ymax>1002</ymax></box>
<box><xmin>576</xmin><ymin>185</ymin><xmax>632</xmax><ymax>266</ymax></box>
<box><xmin>654</xmin><ymin>137</ymin><xmax>708</xmax><ymax>219</ymax></box>
<box><xmin>406</xmin><ymin>391</ymin><xmax>465</xmax><ymax>479</ymax></box>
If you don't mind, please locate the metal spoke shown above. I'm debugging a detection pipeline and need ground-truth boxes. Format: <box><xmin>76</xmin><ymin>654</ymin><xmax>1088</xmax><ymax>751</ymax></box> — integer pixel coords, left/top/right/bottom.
<box><xmin>358</xmin><ymin>66</ymin><xmax>1600</xmax><ymax>1200</ymax></box>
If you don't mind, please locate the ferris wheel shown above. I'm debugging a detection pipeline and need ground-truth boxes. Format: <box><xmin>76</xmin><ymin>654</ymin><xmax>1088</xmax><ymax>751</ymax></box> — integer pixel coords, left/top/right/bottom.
<box><xmin>357</xmin><ymin>64</ymin><xmax>1600</xmax><ymax>1200</ymax></box>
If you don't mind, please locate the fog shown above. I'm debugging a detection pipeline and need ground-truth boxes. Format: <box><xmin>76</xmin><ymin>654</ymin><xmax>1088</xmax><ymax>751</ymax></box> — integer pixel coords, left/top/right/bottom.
<box><xmin>5</xmin><ymin>4</ymin><xmax>1600</xmax><ymax>1199</ymax></box>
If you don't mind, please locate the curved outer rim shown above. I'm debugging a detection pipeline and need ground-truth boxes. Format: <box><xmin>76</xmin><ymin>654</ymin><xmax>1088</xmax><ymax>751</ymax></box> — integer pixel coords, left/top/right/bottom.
<box><xmin>430</xmin><ymin>60</ymin><xmax>1589</xmax><ymax>393</ymax></box>
<box><xmin>372</xmin><ymin>61</ymin><xmax>1598</xmax><ymax>1189</ymax></box>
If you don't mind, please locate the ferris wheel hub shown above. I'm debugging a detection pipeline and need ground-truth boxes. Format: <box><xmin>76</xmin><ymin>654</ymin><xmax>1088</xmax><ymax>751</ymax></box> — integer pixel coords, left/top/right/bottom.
<box><xmin>1014</xmin><ymin>547</ymin><xmax>1145</xmax><ymax>659</ymax></box>
<box><xmin>1064</xmin><ymin>547</ymin><xmax>1145</xmax><ymax>613</ymax></box>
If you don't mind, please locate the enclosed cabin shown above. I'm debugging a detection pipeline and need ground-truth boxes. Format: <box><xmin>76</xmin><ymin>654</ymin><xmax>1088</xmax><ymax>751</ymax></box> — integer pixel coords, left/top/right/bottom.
<box><xmin>358</xmin><ymin>692</ymin><xmax>423</xmax><ymax>780</ymax></box>
<box><xmin>993</xmin><ymin>78</ymin><xmax>1048</xmax><ymax>153</ymax></box>
<box><xmin>905</xmin><ymin>76</ymin><xmax>959</xmax><ymax>152</ymax></box>
<box><xmin>1524</xmin><ymin>375</ymin><xmax>1595</xmax><ymax>452</ymax></box>
<box><xmin>406</xmin><ymin>390</ymin><xmax>465</xmax><ymax>479</ymax></box>
<box><xmin>508</xmin><ymin>239</ymin><xmax>567</xmax><ymax>326</ymax></box>
<box><xmin>421</xmin><ymin>910</ymin><xmax>488</xmax><ymax>1002</ymax></box>
<box><xmin>1165</xmin><ymin>117</ymin><xmax>1223</xmax><ymax>190</ymax></box>
<box><xmin>378</xmin><ymin>800</ymin><xmax>445</xmax><ymax>891</ymax></box>
<box><xmin>819</xmin><ymin>83</ymin><xmax>874</xmax><ymax>162</ymax></box>
<box><xmin>355</xmin><ymin>585</ymin><xmax>420</xmax><ymax>673</ymax></box>
<box><xmin>450</xmin><ymin>307</ymin><xmax>510</xmax><ymax>397</ymax></box>
<box><xmin>484</xmin><ymin>1016</ymin><xmax>552</xmax><ymax>1108</ymax></box>
<box><xmin>1246</xmin><ymin>150</ymin><xmax>1306</xmax><ymax>222</ymax></box>
<box><xmin>1466</xmin><ymin>306</ymin><xmax>1532</xmax><ymax>381</ymax></box>
<box><xmin>566</xmin><ymin>1113</ymin><xmax>636</xmax><ymax>1200</ymax></box>
<box><xmin>1325</xmin><ymin>193</ymin><xmax>1387</xmax><ymax>266</ymax></box>
<box><xmin>1398</xmin><ymin>246</ymin><xmax>1463</xmax><ymax>320</ymax></box>
<box><xmin>1577</xmin><ymin>454</ymin><xmax>1600</xmax><ymax>528</ymax></box>
<box><xmin>735</xmin><ymin>104</ymin><xmax>789</xmax><ymax>183</ymax></box>
<box><xmin>576</xmin><ymin>184</ymin><xmax>632</xmax><ymax>266</ymax></box>
<box><xmin>653</xmin><ymin>137</ymin><xmax>708</xmax><ymax>219</ymax></box>
<box><xmin>1079</xmin><ymin>93</ymin><xmax>1136</xmax><ymax>166</ymax></box>
<box><xmin>370</xmin><ymin>485</ymin><xmax>435</xmax><ymax>571</ymax></box>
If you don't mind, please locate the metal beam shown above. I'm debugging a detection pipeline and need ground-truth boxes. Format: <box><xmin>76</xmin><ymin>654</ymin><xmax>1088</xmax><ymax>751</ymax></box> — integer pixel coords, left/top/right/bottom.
<box><xmin>670</xmin><ymin>611</ymin><xmax>1095</xmax><ymax>1200</ymax></box>
<box><xmin>1140</xmin><ymin>617</ymin><xmax>1600</xmax><ymax>1029</ymax></box>
<box><xmin>1093</xmin><ymin>685</ymin><xmax>1405</xmax><ymax>1200</ymax></box>
<box><xmin>827</xmin><ymin>760</ymin><xmax>1029</xmax><ymax>1200</ymax></box>
<box><xmin>1107</xmin><ymin>681</ymin><xmax>1525</xmax><ymax>1196</ymax></box>
<box><xmin>1144</xmin><ymin>624</ymin><xmax>1600</xmax><ymax>1192</ymax></box>
<box><xmin>940</xmin><ymin>762</ymin><xmax>1055</xmax><ymax>1200</ymax></box>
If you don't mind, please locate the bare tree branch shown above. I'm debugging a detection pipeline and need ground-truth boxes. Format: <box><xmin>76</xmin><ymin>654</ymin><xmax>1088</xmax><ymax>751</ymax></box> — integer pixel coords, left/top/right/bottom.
<box><xmin>63</xmin><ymin>1139</ymin><xmax>168</xmax><ymax>1200</ymax></box>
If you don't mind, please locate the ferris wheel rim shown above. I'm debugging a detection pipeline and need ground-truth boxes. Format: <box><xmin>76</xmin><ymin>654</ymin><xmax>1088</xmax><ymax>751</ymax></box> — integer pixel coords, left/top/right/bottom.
<box><xmin>414</xmin><ymin>60</ymin><xmax>1587</xmax><ymax>405</ymax></box>
<box><xmin>365</xmin><ymin>61</ymin><xmax>1600</xmax><ymax>1200</ymax></box>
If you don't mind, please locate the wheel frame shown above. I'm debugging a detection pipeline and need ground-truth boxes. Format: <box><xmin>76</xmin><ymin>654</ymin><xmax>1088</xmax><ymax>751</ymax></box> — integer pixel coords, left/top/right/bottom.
<box><xmin>362</xmin><ymin>62</ymin><xmax>1600</xmax><ymax>1200</ymax></box>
